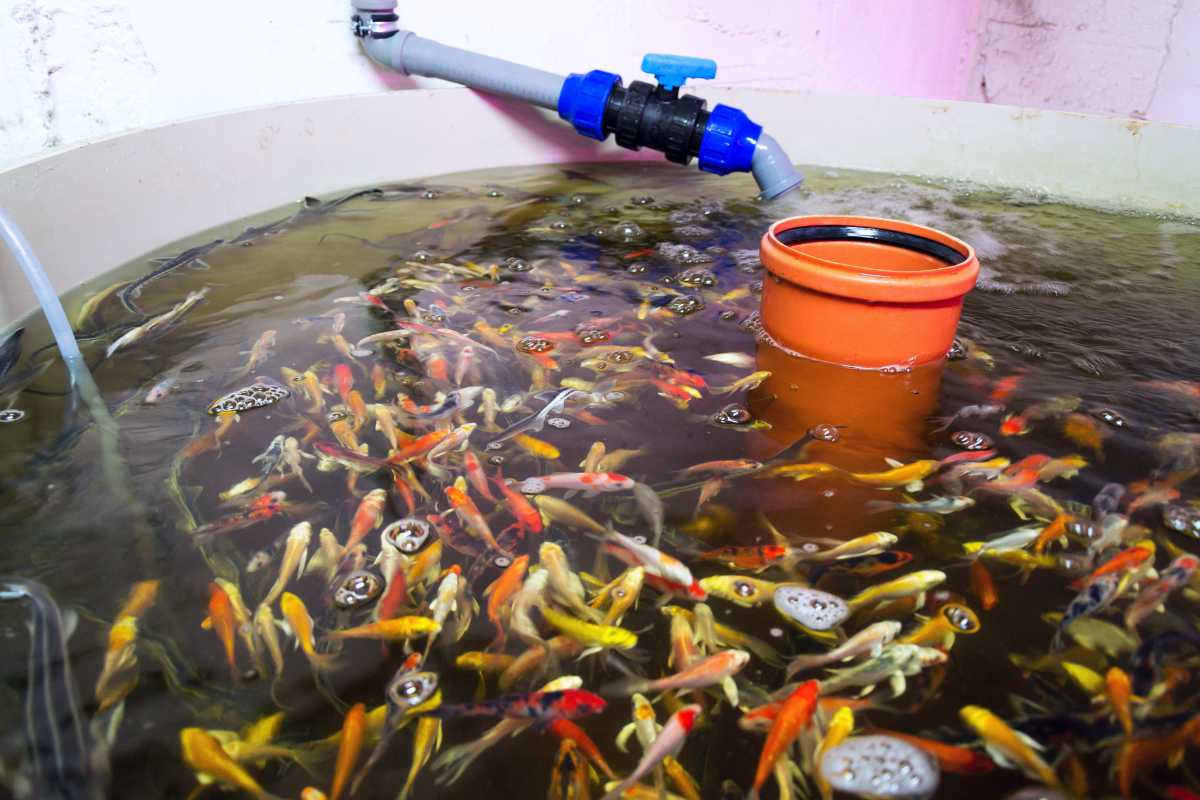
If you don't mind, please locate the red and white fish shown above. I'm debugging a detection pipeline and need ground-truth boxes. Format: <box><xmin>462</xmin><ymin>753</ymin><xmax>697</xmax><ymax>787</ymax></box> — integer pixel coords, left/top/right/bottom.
<box><xmin>601</xmin><ymin>705</ymin><xmax>702</xmax><ymax>800</ymax></box>
<box><xmin>518</xmin><ymin>472</ymin><xmax>635</xmax><ymax>495</ymax></box>
<box><xmin>463</xmin><ymin>451</ymin><xmax>498</xmax><ymax>502</ymax></box>
<box><xmin>604</xmin><ymin>528</ymin><xmax>705</xmax><ymax>600</ymax></box>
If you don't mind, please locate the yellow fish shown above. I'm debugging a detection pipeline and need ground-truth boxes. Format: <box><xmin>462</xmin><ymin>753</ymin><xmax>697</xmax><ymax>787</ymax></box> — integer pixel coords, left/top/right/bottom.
<box><xmin>960</xmin><ymin>705</ymin><xmax>1062</xmax><ymax>789</ymax></box>
<box><xmin>280</xmin><ymin>592</ymin><xmax>338</xmax><ymax>671</ymax></box>
<box><xmin>846</xmin><ymin>459</ymin><xmax>940</xmax><ymax>488</ymax></box>
<box><xmin>180</xmin><ymin>727</ymin><xmax>275</xmax><ymax>800</ymax></box>
<box><xmin>540</xmin><ymin>604</ymin><xmax>638</xmax><ymax>652</ymax></box>
<box><xmin>698</xmin><ymin>575</ymin><xmax>778</xmax><ymax>608</ymax></box>
<box><xmin>846</xmin><ymin>570</ymin><xmax>946</xmax><ymax>612</ymax></box>
<box><xmin>815</xmin><ymin>707</ymin><xmax>855</xmax><ymax>800</ymax></box>
<box><xmin>513</xmin><ymin>433</ymin><xmax>561</xmax><ymax>460</ymax></box>
<box><xmin>325</xmin><ymin>616</ymin><xmax>441</xmax><ymax>642</ymax></box>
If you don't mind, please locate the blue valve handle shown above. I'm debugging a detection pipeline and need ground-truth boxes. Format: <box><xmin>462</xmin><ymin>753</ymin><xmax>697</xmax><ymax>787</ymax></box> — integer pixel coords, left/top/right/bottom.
<box><xmin>641</xmin><ymin>53</ymin><xmax>717</xmax><ymax>90</ymax></box>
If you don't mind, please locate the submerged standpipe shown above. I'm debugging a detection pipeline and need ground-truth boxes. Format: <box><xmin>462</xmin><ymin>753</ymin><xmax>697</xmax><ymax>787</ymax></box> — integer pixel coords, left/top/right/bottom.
<box><xmin>350</xmin><ymin>1</ymin><xmax>803</xmax><ymax>199</ymax></box>
<box><xmin>749</xmin><ymin>218</ymin><xmax>981</xmax><ymax>536</ymax></box>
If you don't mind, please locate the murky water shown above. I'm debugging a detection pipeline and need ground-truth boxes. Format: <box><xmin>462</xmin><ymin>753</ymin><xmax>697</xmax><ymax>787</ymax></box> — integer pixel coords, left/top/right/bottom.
<box><xmin>1</xmin><ymin>162</ymin><xmax>1199</xmax><ymax>799</ymax></box>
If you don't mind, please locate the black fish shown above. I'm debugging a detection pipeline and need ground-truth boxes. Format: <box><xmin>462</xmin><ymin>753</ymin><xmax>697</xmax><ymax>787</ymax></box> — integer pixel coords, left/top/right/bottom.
<box><xmin>0</xmin><ymin>578</ymin><xmax>108</xmax><ymax>800</ymax></box>
<box><xmin>0</xmin><ymin>327</ymin><xmax>23</xmax><ymax>381</ymax></box>
<box><xmin>118</xmin><ymin>239</ymin><xmax>224</xmax><ymax>315</ymax></box>
<box><xmin>1132</xmin><ymin>629</ymin><xmax>1200</xmax><ymax>695</ymax></box>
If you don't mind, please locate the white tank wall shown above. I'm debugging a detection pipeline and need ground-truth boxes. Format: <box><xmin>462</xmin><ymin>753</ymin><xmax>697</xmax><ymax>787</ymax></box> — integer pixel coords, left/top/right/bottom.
<box><xmin>1</xmin><ymin>86</ymin><xmax>1198</xmax><ymax>328</ymax></box>
<box><xmin>3</xmin><ymin>0</ymin><xmax>1200</xmax><ymax>171</ymax></box>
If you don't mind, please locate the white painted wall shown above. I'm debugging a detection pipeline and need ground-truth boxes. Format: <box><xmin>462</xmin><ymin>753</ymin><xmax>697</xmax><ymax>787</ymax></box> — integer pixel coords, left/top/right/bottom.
<box><xmin>0</xmin><ymin>0</ymin><xmax>1197</xmax><ymax>174</ymax></box>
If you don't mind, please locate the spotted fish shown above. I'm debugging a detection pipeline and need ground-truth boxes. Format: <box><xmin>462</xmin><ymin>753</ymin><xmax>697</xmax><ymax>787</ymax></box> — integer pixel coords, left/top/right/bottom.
<box><xmin>207</xmin><ymin>382</ymin><xmax>291</xmax><ymax>415</ymax></box>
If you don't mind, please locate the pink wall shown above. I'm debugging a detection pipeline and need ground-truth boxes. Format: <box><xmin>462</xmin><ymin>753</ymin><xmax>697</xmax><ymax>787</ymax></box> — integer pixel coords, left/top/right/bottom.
<box><xmin>966</xmin><ymin>0</ymin><xmax>1200</xmax><ymax>126</ymax></box>
<box><xmin>1</xmin><ymin>0</ymin><xmax>1197</xmax><ymax>172</ymax></box>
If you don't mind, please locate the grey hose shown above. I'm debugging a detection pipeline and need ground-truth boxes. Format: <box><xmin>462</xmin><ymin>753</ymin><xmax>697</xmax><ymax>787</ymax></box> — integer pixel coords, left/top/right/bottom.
<box><xmin>0</xmin><ymin>208</ymin><xmax>154</xmax><ymax>562</ymax></box>
<box><xmin>363</xmin><ymin>31</ymin><xmax>565</xmax><ymax>110</ymax></box>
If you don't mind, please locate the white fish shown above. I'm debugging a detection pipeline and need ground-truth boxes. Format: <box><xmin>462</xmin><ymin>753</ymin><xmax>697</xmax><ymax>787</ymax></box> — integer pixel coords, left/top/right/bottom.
<box><xmin>786</xmin><ymin>621</ymin><xmax>902</xmax><ymax>676</ymax></box>
<box><xmin>106</xmin><ymin>288</ymin><xmax>208</xmax><ymax>358</ymax></box>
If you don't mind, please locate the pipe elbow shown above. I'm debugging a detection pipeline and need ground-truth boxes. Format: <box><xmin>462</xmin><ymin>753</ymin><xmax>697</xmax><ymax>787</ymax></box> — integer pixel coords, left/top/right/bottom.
<box><xmin>752</xmin><ymin>133</ymin><xmax>804</xmax><ymax>200</ymax></box>
<box><xmin>357</xmin><ymin>30</ymin><xmax>412</xmax><ymax>74</ymax></box>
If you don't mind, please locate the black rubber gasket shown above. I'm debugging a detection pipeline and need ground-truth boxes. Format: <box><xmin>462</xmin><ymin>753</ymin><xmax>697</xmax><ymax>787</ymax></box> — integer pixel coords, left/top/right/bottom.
<box><xmin>776</xmin><ymin>224</ymin><xmax>966</xmax><ymax>266</ymax></box>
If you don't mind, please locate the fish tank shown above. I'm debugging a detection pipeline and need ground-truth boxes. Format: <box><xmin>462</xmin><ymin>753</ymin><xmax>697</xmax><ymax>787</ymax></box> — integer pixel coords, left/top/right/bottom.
<box><xmin>0</xmin><ymin>90</ymin><xmax>1199</xmax><ymax>800</ymax></box>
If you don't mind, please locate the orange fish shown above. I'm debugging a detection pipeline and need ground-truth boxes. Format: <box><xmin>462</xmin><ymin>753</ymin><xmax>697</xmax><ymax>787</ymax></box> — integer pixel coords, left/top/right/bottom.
<box><xmin>485</xmin><ymin>555</ymin><xmax>529</xmax><ymax>650</ymax></box>
<box><xmin>205</xmin><ymin>582</ymin><xmax>239</xmax><ymax>681</ymax></box>
<box><xmin>375</xmin><ymin>557</ymin><xmax>410</xmax><ymax>623</ymax></box>
<box><xmin>1063</xmin><ymin>412</ymin><xmax>1107</xmax><ymax>459</ymax></box>
<box><xmin>1072</xmin><ymin>541</ymin><xmax>1154</xmax><ymax>589</ymax></box>
<box><xmin>463</xmin><ymin>451</ymin><xmax>497</xmax><ymax>502</ymax></box>
<box><xmin>999</xmin><ymin>413</ymin><xmax>1029</xmax><ymax>436</ymax></box>
<box><xmin>1106</xmin><ymin>666</ymin><xmax>1134</xmax><ymax>737</ymax></box>
<box><xmin>1128</xmin><ymin>478</ymin><xmax>1185</xmax><ymax>514</ymax></box>
<box><xmin>446</xmin><ymin>485</ymin><xmax>511</xmax><ymax>555</ymax></box>
<box><xmin>1118</xmin><ymin>714</ymin><xmax>1200</xmax><ymax>796</ymax></box>
<box><xmin>343</xmin><ymin>488</ymin><xmax>388</xmax><ymax>555</ymax></box>
<box><xmin>1032</xmin><ymin>513</ymin><xmax>1073</xmax><ymax>555</ymax></box>
<box><xmin>698</xmin><ymin>544</ymin><xmax>790</xmax><ymax>571</ymax></box>
<box><xmin>424</xmin><ymin>352</ymin><xmax>450</xmax><ymax>384</ymax></box>
<box><xmin>548</xmin><ymin>717</ymin><xmax>616</xmax><ymax>780</ymax></box>
<box><xmin>346</xmin><ymin>389</ymin><xmax>368</xmax><ymax>431</ymax></box>
<box><xmin>387</xmin><ymin>430</ymin><xmax>450</xmax><ymax>465</ymax></box>
<box><xmin>333</xmin><ymin>363</ymin><xmax>354</xmax><ymax>404</ymax></box>
<box><xmin>370</xmin><ymin>362</ymin><xmax>387</xmax><ymax>398</ymax></box>
<box><xmin>493</xmin><ymin>470</ymin><xmax>543</xmax><ymax>538</ymax></box>
<box><xmin>869</xmin><ymin>729</ymin><xmax>995</xmax><ymax>775</ymax></box>
<box><xmin>750</xmin><ymin>680</ymin><xmax>819</xmax><ymax>796</ymax></box>
<box><xmin>330</xmin><ymin>703</ymin><xmax>367</xmax><ymax>800</ymax></box>
<box><xmin>970</xmin><ymin>560</ymin><xmax>998</xmax><ymax>611</ymax></box>
<box><xmin>117</xmin><ymin>579</ymin><xmax>160</xmax><ymax>620</ymax></box>
<box><xmin>990</xmin><ymin>372</ymin><xmax>1024</xmax><ymax>404</ymax></box>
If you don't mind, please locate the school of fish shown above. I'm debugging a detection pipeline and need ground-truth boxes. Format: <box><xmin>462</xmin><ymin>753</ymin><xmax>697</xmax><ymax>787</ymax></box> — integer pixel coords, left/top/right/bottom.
<box><xmin>2</xmin><ymin>178</ymin><xmax>1200</xmax><ymax>800</ymax></box>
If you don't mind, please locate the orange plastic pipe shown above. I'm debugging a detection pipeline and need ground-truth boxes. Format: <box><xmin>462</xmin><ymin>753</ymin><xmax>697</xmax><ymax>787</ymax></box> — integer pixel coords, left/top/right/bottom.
<box><xmin>759</xmin><ymin>215</ymin><xmax>979</xmax><ymax>369</ymax></box>
<box><xmin>748</xmin><ymin>345</ymin><xmax>944</xmax><ymax>538</ymax></box>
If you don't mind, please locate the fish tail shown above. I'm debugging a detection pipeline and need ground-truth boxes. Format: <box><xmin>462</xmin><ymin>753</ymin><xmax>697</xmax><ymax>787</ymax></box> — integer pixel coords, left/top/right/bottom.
<box><xmin>306</xmin><ymin>649</ymin><xmax>341</xmax><ymax>673</ymax></box>
<box><xmin>784</xmin><ymin>654</ymin><xmax>828</xmax><ymax>679</ymax></box>
<box><xmin>600</xmin><ymin>777</ymin><xmax>636</xmax><ymax>800</ymax></box>
<box><xmin>599</xmin><ymin>677</ymin><xmax>646</xmax><ymax>697</ymax></box>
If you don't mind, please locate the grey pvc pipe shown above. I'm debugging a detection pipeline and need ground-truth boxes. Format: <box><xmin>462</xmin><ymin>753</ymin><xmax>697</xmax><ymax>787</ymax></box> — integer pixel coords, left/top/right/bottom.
<box><xmin>751</xmin><ymin>133</ymin><xmax>805</xmax><ymax>200</ymax></box>
<box><xmin>363</xmin><ymin>31</ymin><xmax>565</xmax><ymax>111</ymax></box>
<box><xmin>354</xmin><ymin>11</ymin><xmax>802</xmax><ymax>199</ymax></box>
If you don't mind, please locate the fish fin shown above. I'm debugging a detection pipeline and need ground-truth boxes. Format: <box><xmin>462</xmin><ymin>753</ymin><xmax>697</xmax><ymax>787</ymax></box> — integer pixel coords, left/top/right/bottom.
<box><xmin>1014</xmin><ymin>729</ymin><xmax>1046</xmax><ymax>752</ymax></box>
<box><xmin>615</xmin><ymin>722</ymin><xmax>637</xmax><ymax>753</ymax></box>
<box><xmin>722</xmin><ymin>676</ymin><xmax>739</xmax><ymax>706</ymax></box>
<box><xmin>885</xmin><ymin>457</ymin><xmax>904</xmax><ymax>468</ymax></box>
<box><xmin>983</xmin><ymin>744</ymin><xmax>1014</xmax><ymax>769</ymax></box>
<box><xmin>61</xmin><ymin>608</ymin><xmax>79</xmax><ymax>640</ymax></box>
